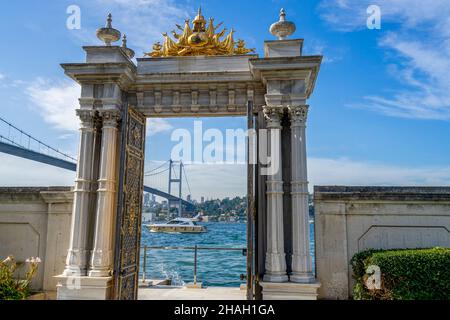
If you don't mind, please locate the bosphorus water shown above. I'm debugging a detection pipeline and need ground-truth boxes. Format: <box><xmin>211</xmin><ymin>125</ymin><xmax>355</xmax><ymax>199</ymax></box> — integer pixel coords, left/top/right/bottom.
<box><xmin>139</xmin><ymin>222</ymin><xmax>315</xmax><ymax>287</ymax></box>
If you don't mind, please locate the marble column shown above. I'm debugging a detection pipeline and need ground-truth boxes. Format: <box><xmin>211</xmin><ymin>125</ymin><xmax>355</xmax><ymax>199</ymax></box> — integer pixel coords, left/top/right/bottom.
<box><xmin>263</xmin><ymin>106</ymin><xmax>288</xmax><ymax>282</ymax></box>
<box><xmin>63</xmin><ymin>109</ymin><xmax>95</xmax><ymax>276</ymax></box>
<box><xmin>89</xmin><ymin>109</ymin><xmax>121</xmax><ymax>277</ymax></box>
<box><xmin>289</xmin><ymin>105</ymin><xmax>314</xmax><ymax>283</ymax></box>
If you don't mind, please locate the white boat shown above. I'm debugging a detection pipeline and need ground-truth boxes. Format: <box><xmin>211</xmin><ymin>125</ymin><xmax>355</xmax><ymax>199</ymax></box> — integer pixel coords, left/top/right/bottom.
<box><xmin>146</xmin><ymin>218</ymin><xmax>207</xmax><ymax>233</ymax></box>
<box><xmin>190</xmin><ymin>213</ymin><xmax>203</xmax><ymax>222</ymax></box>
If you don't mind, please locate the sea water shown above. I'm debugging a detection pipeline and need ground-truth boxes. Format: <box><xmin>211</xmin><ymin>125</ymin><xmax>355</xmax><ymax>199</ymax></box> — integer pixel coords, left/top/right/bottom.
<box><xmin>139</xmin><ymin>222</ymin><xmax>315</xmax><ymax>287</ymax></box>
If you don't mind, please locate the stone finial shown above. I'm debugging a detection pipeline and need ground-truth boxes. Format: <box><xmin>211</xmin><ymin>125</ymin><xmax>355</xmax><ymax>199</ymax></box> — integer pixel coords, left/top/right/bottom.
<box><xmin>270</xmin><ymin>8</ymin><xmax>296</xmax><ymax>40</ymax></box>
<box><xmin>96</xmin><ymin>13</ymin><xmax>121</xmax><ymax>46</ymax></box>
<box><xmin>121</xmin><ymin>34</ymin><xmax>135</xmax><ymax>59</ymax></box>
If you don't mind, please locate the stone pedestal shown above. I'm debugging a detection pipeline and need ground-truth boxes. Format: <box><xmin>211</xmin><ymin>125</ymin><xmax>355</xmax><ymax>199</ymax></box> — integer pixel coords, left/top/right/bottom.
<box><xmin>264</xmin><ymin>39</ymin><xmax>303</xmax><ymax>57</ymax></box>
<box><xmin>260</xmin><ymin>281</ymin><xmax>321</xmax><ymax>300</ymax></box>
<box><xmin>55</xmin><ymin>275</ymin><xmax>113</xmax><ymax>300</ymax></box>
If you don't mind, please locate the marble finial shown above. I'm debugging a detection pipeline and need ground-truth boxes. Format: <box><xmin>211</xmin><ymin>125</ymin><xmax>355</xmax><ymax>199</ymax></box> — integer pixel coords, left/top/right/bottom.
<box><xmin>270</xmin><ymin>8</ymin><xmax>296</xmax><ymax>40</ymax></box>
<box><xmin>96</xmin><ymin>13</ymin><xmax>121</xmax><ymax>46</ymax></box>
<box><xmin>121</xmin><ymin>34</ymin><xmax>135</xmax><ymax>59</ymax></box>
<box><xmin>106</xmin><ymin>13</ymin><xmax>112</xmax><ymax>28</ymax></box>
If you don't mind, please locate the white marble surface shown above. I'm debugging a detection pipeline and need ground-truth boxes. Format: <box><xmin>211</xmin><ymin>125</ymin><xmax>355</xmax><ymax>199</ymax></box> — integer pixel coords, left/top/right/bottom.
<box><xmin>138</xmin><ymin>287</ymin><xmax>246</xmax><ymax>300</ymax></box>
<box><xmin>260</xmin><ymin>281</ymin><xmax>321</xmax><ymax>300</ymax></box>
<box><xmin>56</xmin><ymin>275</ymin><xmax>113</xmax><ymax>300</ymax></box>
<box><xmin>264</xmin><ymin>39</ymin><xmax>303</xmax><ymax>58</ymax></box>
<box><xmin>137</xmin><ymin>54</ymin><xmax>258</xmax><ymax>74</ymax></box>
<box><xmin>289</xmin><ymin>106</ymin><xmax>315</xmax><ymax>283</ymax></box>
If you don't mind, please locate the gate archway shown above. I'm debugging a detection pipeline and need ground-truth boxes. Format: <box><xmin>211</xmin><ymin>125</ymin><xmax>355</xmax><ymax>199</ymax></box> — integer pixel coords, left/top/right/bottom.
<box><xmin>55</xmin><ymin>8</ymin><xmax>322</xmax><ymax>300</ymax></box>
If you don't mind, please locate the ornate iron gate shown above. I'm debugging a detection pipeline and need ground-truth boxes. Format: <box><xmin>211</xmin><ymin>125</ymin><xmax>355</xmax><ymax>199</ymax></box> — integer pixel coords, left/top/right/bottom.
<box><xmin>247</xmin><ymin>100</ymin><xmax>258</xmax><ymax>299</ymax></box>
<box><xmin>114</xmin><ymin>105</ymin><xmax>146</xmax><ymax>300</ymax></box>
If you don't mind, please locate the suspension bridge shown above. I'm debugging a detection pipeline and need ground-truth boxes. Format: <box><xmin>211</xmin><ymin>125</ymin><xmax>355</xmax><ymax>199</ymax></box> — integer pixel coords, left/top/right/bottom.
<box><xmin>0</xmin><ymin>116</ymin><xmax>195</xmax><ymax>213</ymax></box>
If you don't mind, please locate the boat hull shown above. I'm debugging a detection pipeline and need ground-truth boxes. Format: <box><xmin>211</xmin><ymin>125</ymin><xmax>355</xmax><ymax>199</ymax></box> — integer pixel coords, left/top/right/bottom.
<box><xmin>147</xmin><ymin>225</ymin><xmax>207</xmax><ymax>233</ymax></box>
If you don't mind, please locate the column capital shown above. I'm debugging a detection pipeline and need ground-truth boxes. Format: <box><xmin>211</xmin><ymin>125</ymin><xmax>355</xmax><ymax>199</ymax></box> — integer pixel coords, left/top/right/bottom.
<box><xmin>76</xmin><ymin>109</ymin><xmax>96</xmax><ymax>129</ymax></box>
<box><xmin>99</xmin><ymin>109</ymin><xmax>121</xmax><ymax>128</ymax></box>
<box><xmin>288</xmin><ymin>105</ymin><xmax>309</xmax><ymax>125</ymax></box>
<box><xmin>263</xmin><ymin>106</ymin><xmax>285</xmax><ymax>128</ymax></box>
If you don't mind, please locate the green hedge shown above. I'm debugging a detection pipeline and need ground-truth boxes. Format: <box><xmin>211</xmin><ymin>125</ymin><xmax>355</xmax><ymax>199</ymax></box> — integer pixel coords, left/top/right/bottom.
<box><xmin>350</xmin><ymin>247</ymin><xmax>450</xmax><ymax>300</ymax></box>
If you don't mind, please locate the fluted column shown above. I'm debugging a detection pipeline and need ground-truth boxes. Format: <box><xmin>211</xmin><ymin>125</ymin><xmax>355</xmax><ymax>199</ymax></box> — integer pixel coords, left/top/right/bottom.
<box><xmin>89</xmin><ymin>109</ymin><xmax>121</xmax><ymax>277</ymax></box>
<box><xmin>63</xmin><ymin>109</ymin><xmax>96</xmax><ymax>276</ymax></box>
<box><xmin>263</xmin><ymin>106</ymin><xmax>288</xmax><ymax>282</ymax></box>
<box><xmin>289</xmin><ymin>105</ymin><xmax>314</xmax><ymax>283</ymax></box>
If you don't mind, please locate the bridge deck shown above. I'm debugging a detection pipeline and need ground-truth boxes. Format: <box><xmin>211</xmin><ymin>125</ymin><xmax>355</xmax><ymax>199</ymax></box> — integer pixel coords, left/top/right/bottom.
<box><xmin>0</xmin><ymin>141</ymin><xmax>193</xmax><ymax>208</ymax></box>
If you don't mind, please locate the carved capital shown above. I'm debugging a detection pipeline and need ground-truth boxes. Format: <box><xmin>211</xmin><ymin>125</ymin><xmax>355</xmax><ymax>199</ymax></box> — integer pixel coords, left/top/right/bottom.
<box><xmin>76</xmin><ymin>109</ymin><xmax>95</xmax><ymax>129</ymax></box>
<box><xmin>99</xmin><ymin>109</ymin><xmax>121</xmax><ymax>128</ymax></box>
<box><xmin>288</xmin><ymin>105</ymin><xmax>309</xmax><ymax>125</ymax></box>
<box><xmin>263</xmin><ymin>106</ymin><xmax>285</xmax><ymax>125</ymax></box>
<box><xmin>93</xmin><ymin>113</ymin><xmax>103</xmax><ymax>129</ymax></box>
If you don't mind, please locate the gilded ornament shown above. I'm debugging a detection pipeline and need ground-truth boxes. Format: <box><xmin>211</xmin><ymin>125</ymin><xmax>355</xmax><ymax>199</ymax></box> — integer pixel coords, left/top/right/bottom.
<box><xmin>145</xmin><ymin>7</ymin><xmax>255</xmax><ymax>57</ymax></box>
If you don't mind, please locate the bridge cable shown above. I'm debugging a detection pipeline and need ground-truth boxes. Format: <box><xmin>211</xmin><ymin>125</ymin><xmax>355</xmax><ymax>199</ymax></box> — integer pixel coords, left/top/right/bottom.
<box><xmin>144</xmin><ymin>159</ymin><xmax>169</xmax><ymax>175</ymax></box>
<box><xmin>144</xmin><ymin>167</ymin><xmax>170</xmax><ymax>177</ymax></box>
<box><xmin>0</xmin><ymin>116</ymin><xmax>76</xmax><ymax>162</ymax></box>
<box><xmin>182</xmin><ymin>164</ymin><xmax>192</xmax><ymax>197</ymax></box>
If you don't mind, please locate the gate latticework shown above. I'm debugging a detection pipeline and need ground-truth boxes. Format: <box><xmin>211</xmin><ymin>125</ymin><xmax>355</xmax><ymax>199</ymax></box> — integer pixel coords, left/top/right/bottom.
<box><xmin>114</xmin><ymin>105</ymin><xmax>146</xmax><ymax>300</ymax></box>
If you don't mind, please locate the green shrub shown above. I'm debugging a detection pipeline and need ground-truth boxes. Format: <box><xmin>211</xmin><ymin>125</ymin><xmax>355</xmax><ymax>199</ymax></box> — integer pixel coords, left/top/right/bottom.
<box><xmin>0</xmin><ymin>256</ymin><xmax>41</xmax><ymax>300</ymax></box>
<box><xmin>351</xmin><ymin>247</ymin><xmax>450</xmax><ymax>300</ymax></box>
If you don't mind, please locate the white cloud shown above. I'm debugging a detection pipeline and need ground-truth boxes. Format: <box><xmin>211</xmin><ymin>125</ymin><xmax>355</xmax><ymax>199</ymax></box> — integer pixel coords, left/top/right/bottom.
<box><xmin>25</xmin><ymin>78</ymin><xmax>173</xmax><ymax>137</ymax></box>
<box><xmin>142</xmin><ymin>157</ymin><xmax>450</xmax><ymax>200</ymax></box>
<box><xmin>26</xmin><ymin>79</ymin><xmax>80</xmax><ymax>131</ymax></box>
<box><xmin>319</xmin><ymin>0</ymin><xmax>450</xmax><ymax>120</ymax></box>
<box><xmin>89</xmin><ymin>0</ymin><xmax>192</xmax><ymax>53</ymax></box>
<box><xmin>309</xmin><ymin>157</ymin><xmax>450</xmax><ymax>189</ymax></box>
<box><xmin>144</xmin><ymin>161</ymin><xmax>247</xmax><ymax>200</ymax></box>
<box><xmin>0</xmin><ymin>73</ymin><xmax>5</xmax><ymax>80</ymax></box>
<box><xmin>184</xmin><ymin>163</ymin><xmax>247</xmax><ymax>199</ymax></box>
<box><xmin>0</xmin><ymin>154</ymin><xmax>75</xmax><ymax>187</ymax></box>
<box><xmin>147</xmin><ymin>118</ymin><xmax>173</xmax><ymax>136</ymax></box>
<box><xmin>1</xmin><ymin>153</ymin><xmax>448</xmax><ymax>197</ymax></box>
<box><xmin>319</xmin><ymin>0</ymin><xmax>450</xmax><ymax>32</ymax></box>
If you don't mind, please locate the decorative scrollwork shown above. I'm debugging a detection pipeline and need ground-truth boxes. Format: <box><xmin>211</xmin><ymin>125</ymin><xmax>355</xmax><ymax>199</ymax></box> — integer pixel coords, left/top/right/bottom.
<box><xmin>115</xmin><ymin>106</ymin><xmax>146</xmax><ymax>300</ymax></box>
<box><xmin>76</xmin><ymin>109</ymin><xmax>95</xmax><ymax>128</ymax></box>
<box><xmin>100</xmin><ymin>109</ymin><xmax>121</xmax><ymax>127</ymax></box>
<box><xmin>119</xmin><ymin>273</ymin><xmax>137</xmax><ymax>300</ymax></box>
<box><xmin>263</xmin><ymin>106</ymin><xmax>285</xmax><ymax>128</ymax></box>
<box><xmin>288</xmin><ymin>105</ymin><xmax>309</xmax><ymax>124</ymax></box>
<box><xmin>145</xmin><ymin>7</ymin><xmax>255</xmax><ymax>57</ymax></box>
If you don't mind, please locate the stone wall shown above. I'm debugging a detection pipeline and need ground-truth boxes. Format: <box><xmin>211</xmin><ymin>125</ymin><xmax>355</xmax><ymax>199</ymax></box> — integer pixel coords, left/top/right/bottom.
<box><xmin>314</xmin><ymin>186</ymin><xmax>450</xmax><ymax>300</ymax></box>
<box><xmin>0</xmin><ymin>187</ymin><xmax>73</xmax><ymax>295</ymax></box>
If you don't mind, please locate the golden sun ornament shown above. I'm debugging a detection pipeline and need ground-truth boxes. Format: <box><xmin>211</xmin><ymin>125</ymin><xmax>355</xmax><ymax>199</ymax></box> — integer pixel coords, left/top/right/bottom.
<box><xmin>145</xmin><ymin>7</ymin><xmax>255</xmax><ymax>57</ymax></box>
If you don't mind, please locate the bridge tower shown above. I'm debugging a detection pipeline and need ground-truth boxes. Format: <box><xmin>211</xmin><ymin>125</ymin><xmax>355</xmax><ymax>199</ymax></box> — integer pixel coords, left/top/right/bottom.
<box><xmin>168</xmin><ymin>159</ymin><xmax>183</xmax><ymax>217</ymax></box>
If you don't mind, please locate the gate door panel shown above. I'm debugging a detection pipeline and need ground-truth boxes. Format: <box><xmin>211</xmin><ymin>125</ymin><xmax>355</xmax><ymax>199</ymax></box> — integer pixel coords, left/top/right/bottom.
<box><xmin>114</xmin><ymin>105</ymin><xmax>146</xmax><ymax>300</ymax></box>
<box><xmin>247</xmin><ymin>100</ymin><xmax>258</xmax><ymax>300</ymax></box>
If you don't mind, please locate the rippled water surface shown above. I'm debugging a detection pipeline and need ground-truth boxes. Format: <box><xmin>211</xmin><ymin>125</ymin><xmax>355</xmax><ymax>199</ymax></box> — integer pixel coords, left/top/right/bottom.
<box><xmin>139</xmin><ymin>222</ymin><xmax>315</xmax><ymax>287</ymax></box>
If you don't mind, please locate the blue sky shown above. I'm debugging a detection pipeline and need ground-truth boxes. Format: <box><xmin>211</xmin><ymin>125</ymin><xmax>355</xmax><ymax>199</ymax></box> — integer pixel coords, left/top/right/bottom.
<box><xmin>0</xmin><ymin>0</ymin><xmax>449</xmax><ymax>199</ymax></box>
